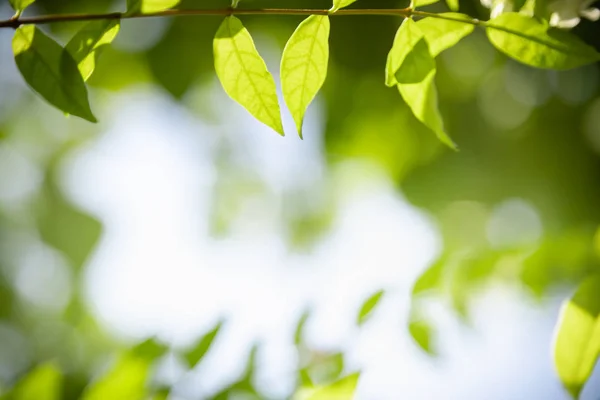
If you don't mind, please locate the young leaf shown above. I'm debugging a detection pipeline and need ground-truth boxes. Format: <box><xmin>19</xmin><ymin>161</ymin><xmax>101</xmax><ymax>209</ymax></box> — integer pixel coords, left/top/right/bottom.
<box><xmin>357</xmin><ymin>290</ymin><xmax>384</xmax><ymax>325</ymax></box>
<box><xmin>388</xmin><ymin>19</ymin><xmax>457</xmax><ymax>149</ymax></box>
<box><xmin>281</xmin><ymin>15</ymin><xmax>330</xmax><ymax>138</ymax></box>
<box><xmin>416</xmin><ymin>13</ymin><xmax>474</xmax><ymax>57</ymax></box>
<box><xmin>214</xmin><ymin>16</ymin><xmax>284</xmax><ymax>135</ymax></box>
<box><xmin>126</xmin><ymin>0</ymin><xmax>179</xmax><ymax>14</ymax></box>
<box><xmin>486</xmin><ymin>12</ymin><xmax>600</xmax><ymax>70</ymax></box>
<box><xmin>66</xmin><ymin>20</ymin><xmax>120</xmax><ymax>81</ymax></box>
<box><xmin>330</xmin><ymin>0</ymin><xmax>359</xmax><ymax>12</ymax></box>
<box><xmin>553</xmin><ymin>275</ymin><xmax>600</xmax><ymax>399</ymax></box>
<box><xmin>8</xmin><ymin>0</ymin><xmax>36</xmax><ymax>12</ymax></box>
<box><xmin>184</xmin><ymin>320</ymin><xmax>223</xmax><ymax>368</ymax></box>
<box><xmin>12</xmin><ymin>26</ymin><xmax>96</xmax><ymax>122</ymax></box>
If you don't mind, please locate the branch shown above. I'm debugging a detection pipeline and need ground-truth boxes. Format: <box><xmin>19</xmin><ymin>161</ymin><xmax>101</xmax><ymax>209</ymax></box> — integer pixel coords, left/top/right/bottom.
<box><xmin>0</xmin><ymin>8</ymin><xmax>419</xmax><ymax>29</ymax></box>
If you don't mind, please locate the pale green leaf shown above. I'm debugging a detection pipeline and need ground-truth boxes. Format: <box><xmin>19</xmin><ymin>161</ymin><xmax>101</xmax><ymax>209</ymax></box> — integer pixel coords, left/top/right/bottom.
<box><xmin>294</xmin><ymin>373</ymin><xmax>360</xmax><ymax>400</ymax></box>
<box><xmin>413</xmin><ymin>0</ymin><xmax>439</xmax><ymax>7</ymax></box>
<box><xmin>281</xmin><ymin>15</ymin><xmax>330</xmax><ymax>138</ymax></box>
<box><xmin>184</xmin><ymin>320</ymin><xmax>223</xmax><ymax>368</ymax></box>
<box><xmin>214</xmin><ymin>16</ymin><xmax>284</xmax><ymax>135</ymax></box>
<box><xmin>8</xmin><ymin>0</ymin><xmax>35</xmax><ymax>12</ymax></box>
<box><xmin>446</xmin><ymin>0</ymin><xmax>459</xmax><ymax>11</ymax></box>
<box><xmin>126</xmin><ymin>0</ymin><xmax>179</xmax><ymax>13</ymax></box>
<box><xmin>416</xmin><ymin>13</ymin><xmax>474</xmax><ymax>57</ymax></box>
<box><xmin>66</xmin><ymin>20</ymin><xmax>120</xmax><ymax>81</ymax></box>
<box><xmin>12</xmin><ymin>26</ymin><xmax>96</xmax><ymax>122</ymax></box>
<box><xmin>12</xmin><ymin>363</ymin><xmax>62</xmax><ymax>400</ymax></box>
<box><xmin>330</xmin><ymin>0</ymin><xmax>359</xmax><ymax>12</ymax></box>
<box><xmin>357</xmin><ymin>290</ymin><xmax>384</xmax><ymax>325</ymax></box>
<box><xmin>486</xmin><ymin>12</ymin><xmax>600</xmax><ymax>70</ymax></box>
<box><xmin>553</xmin><ymin>275</ymin><xmax>600</xmax><ymax>399</ymax></box>
<box><xmin>82</xmin><ymin>354</ymin><xmax>150</xmax><ymax>400</ymax></box>
<box><xmin>388</xmin><ymin>19</ymin><xmax>456</xmax><ymax>149</ymax></box>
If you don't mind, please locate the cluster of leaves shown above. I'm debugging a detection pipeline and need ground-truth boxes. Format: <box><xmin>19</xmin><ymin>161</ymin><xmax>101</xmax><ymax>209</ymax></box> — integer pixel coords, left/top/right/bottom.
<box><xmin>6</xmin><ymin>0</ymin><xmax>600</xmax><ymax>148</ymax></box>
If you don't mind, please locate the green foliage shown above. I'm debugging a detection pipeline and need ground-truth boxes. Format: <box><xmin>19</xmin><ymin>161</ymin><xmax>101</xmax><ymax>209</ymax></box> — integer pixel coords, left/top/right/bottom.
<box><xmin>213</xmin><ymin>16</ymin><xmax>284</xmax><ymax>135</ymax></box>
<box><xmin>8</xmin><ymin>0</ymin><xmax>35</xmax><ymax>12</ymax></box>
<box><xmin>82</xmin><ymin>354</ymin><xmax>151</xmax><ymax>400</ymax></box>
<box><xmin>413</xmin><ymin>0</ymin><xmax>440</xmax><ymax>7</ymax></box>
<box><xmin>416</xmin><ymin>13</ymin><xmax>474</xmax><ymax>57</ymax></box>
<box><xmin>66</xmin><ymin>20</ymin><xmax>121</xmax><ymax>82</ymax></box>
<box><xmin>356</xmin><ymin>290</ymin><xmax>385</xmax><ymax>325</ymax></box>
<box><xmin>126</xmin><ymin>0</ymin><xmax>180</xmax><ymax>14</ymax></box>
<box><xmin>12</xmin><ymin>26</ymin><xmax>96</xmax><ymax>122</ymax></box>
<box><xmin>183</xmin><ymin>320</ymin><xmax>223</xmax><ymax>368</ymax></box>
<box><xmin>330</xmin><ymin>0</ymin><xmax>360</xmax><ymax>12</ymax></box>
<box><xmin>553</xmin><ymin>275</ymin><xmax>600</xmax><ymax>399</ymax></box>
<box><xmin>294</xmin><ymin>372</ymin><xmax>360</xmax><ymax>400</ymax></box>
<box><xmin>486</xmin><ymin>13</ymin><xmax>600</xmax><ymax>70</ymax></box>
<box><xmin>8</xmin><ymin>364</ymin><xmax>62</xmax><ymax>400</ymax></box>
<box><xmin>281</xmin><ymin>15</ymin><xmax>330</xmax><ymax>138</ymax></box>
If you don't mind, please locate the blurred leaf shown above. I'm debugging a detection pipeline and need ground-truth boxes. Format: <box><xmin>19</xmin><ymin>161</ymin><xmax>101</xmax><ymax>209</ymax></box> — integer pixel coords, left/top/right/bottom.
<box><xmin>446</xmin><ymin>0</ymin><xmax>459</xmax><ymax>11</ymax></box>
<box><xmin>553</xmin><ymin>275</ymin><xmax>600</xmax><ymax>399</ymax></box>
<box><xmin>294</xmin><ymin>309</ymin><xmax>311</xmax><ymax>346</ymax></box>
<box><xmin>305</xmin><ymin>352</ymin><xmax>345</xmax><ymax>385</ymax></box>
<box><xmin>356</xmin><ymin>290</ymin><xmax>384</xmax><ymax>326</ymax></box>
<box><xmin>412</xmin><ymin>256</ymin><xmax>445</xmax><ymax>296</ymax></box>
<box><xmin>8</xmin><ymin>0</ymin><xmax>35</xmax><ymax>12</ymax></box>
<box><xmin>416</xmin><ymin>13</ymin><xmax>474</xmax><ymax>57</ymax></box>
<box><xmin>281</xmin><ymin>15</ymin><xmax>330</xmax><ymax>138</ymax></box>
<box><xmin>294</xmin><ymin>372</ymin><xmax>360</xmax><ymax>400</ymax></box>
<box><xmin>184</xmin><ymin>320</ymin><xmax>223</xmax><ymax>368</ymax></box>
<box><xmin>486</xmin><ymin>13</ymin><xmax>600</xmax><ymax>70</ymax></box>
<box><xmin>131</xmin><ymin>338</ymin><xmax>169</xmax><ymax>363</ymax></box>
<box><xmin>330</xmin><ymin>0</ymin><xmax>359</xmax><ymax>12</ymax></box>
<box><xmin>213</xmin><ymin>16</ymin><xmax>284</xmax><ymax>135</ymax></box>
<box><xmin>9</xmin><ymin>363</ymin><xmax>62</xmax><ymax>400</ymax></box>
<box><xmin>408</xmin><ymin>315</ymin><xmax>437</xmax><ymax>356</ymax></box>
<box><xmin>82</xmin><ymin>354</ymin><xmax>150</xmax><ymax>400</ymax></box>
<box><xmin>12</xmin><ymin>26</ymin><xmax>96</xmax><ymax>122</ymax></box>
<box><xmin>126</xmin><ymin>0</ymin><xmax>180</xmax><ymax>13</ymax></box>
<box><xmin>66</xmin><ymin>20</ymin><xmax>121</xmax><ymax>81</ymax></box>
<box><xmin>37</xmin><ymin>173</ymin><xmax>102</xmax><ymax>271</ymax></box>
<box><xmin>209</xmin><ymin>344</ymin><xmax>260</xmax><ymax>400</ymax></box>
<box><xmin>147</xmin><ymin>388</ymin><xmax>169</xmax><ymax>400</ymax></box>
<box><xmin>414</xmin><ymin>0</ymin><xmax>439</xmax><ymax>7</ymax></box>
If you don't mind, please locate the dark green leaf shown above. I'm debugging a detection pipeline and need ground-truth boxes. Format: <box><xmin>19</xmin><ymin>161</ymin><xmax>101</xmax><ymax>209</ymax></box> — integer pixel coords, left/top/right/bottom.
<box><xmin>486</xmin><ymin>13</ymin><xmax>600</xmax><ymax>70</ymax></box>
<box><xmin>66</xmin><ymin>20</ymin><xmax>121</xmax><ymax>81</ymax></box>
<box><xmin>12</xmin><ymin>26</ymin><xmax>96</xmax><ymax>122</ymax></box>
<box><xmin>356</xmin><ymin>290</ymin><xmax>384</xmax><ymax>325</ymax></box>
<box><xmin>184</xmin><ymin>320</ymin><xmax>223</xmax><ymax>368</ymax></box>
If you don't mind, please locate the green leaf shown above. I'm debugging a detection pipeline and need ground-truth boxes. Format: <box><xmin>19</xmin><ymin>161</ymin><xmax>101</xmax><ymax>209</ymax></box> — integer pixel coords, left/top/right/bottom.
<box><xmin>486</xmin><ymin>12</ymin><xmax>600</xmax><ymax>70</ymax></box>
<box><xmin>11</xmin><ymin>363</ymin><xmax>62</xmax><ymax>400</ymax></box>
<box><xmin>82</xmin><ymin>354</ymin><xmax>150</xmax><ymax>400</ymax></box>
<box><xmin>294</xmin><ymin>309</ymin><xmax>311</xmax><ymax>345</ymax></box>
<box><xmin>131</xmin><ymin>338</ymin><xmax>169</xmax><ymax>362</ymax></box>
<box><xmin>213</xmin><ymin>16</ymin><xmax>284</xmax><ymax>135</ymax></box>
<box><xmin>184</xmin><ymin>320</ymin><xmax>223</xmax><ymax>368</ymax></box>
<box><xmin>413</xmin><ymin>0</ymin><xmax>439</xmax><ymax>7</ymax></box>
<box><xmin>553</xmin><ymin>275</ymin><xmax>600</xmax><ymax>399</ymax></box>
<box><xmin>416</xmin><ymin>13</ymin><xmax>474</xmax><ymax>57</ymax></box>
<box><xmin>12</xmin><ymin>26</ymin><xmax>96</xmax><ymax>122</ymax></box>
<box><xmin>8</xmin><ymin>0</ymin><xmax>35</xmax><ymax>12</ymax></box>
<box><xmin>66</xmin><ymin>20</ymin><xmax>120</xmax><ymax>81</ymax></box>
<box><xmin>281</xmin><ymin>15</ymin><xmax>330</xmax><ymax>138</ymax></box>
<box><xmin>295</xmin><ymin>373</ymin><xmax>360</xmax><ymax>400</ymax></box>
<box><xmin>388</xmin><ymin>19</ymin><xmax>457</xmax><ymax>149</ymax></box>
<box><xmin>446</xmin><ymin>0</ymin><xmax>459</xmax><ymax>11</ymax></box>
<box><xmin>330</xmin><ymin>0</ymin><xmax>359</xmax><ymax>12</ymax></box>
<box><xmin>408</xmin><ymin>316</ymin><xmax>437</xmax><ymax>356</ymax></box>
<box><xmin>357</xmin><ymin>290</ymin><xmax>384</xmax><ymax>325</ymax></box>
<box><xmin>126</xmin><ymin>0</ymin><xmax>179</xmax><ymax>13</ymax></box>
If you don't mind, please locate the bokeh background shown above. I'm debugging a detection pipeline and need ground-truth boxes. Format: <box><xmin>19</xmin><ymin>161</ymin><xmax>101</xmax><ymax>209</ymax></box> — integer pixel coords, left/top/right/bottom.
<box><xmin>0</xmin><ymin>0</ymin><xmax>600</xmax><ymax>398</ymax></box>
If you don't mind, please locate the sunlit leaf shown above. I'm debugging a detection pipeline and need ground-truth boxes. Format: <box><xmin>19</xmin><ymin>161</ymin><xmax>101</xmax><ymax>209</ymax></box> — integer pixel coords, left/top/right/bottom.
<box><xmin>8</xmin><ymin>0</ymin><xmax>35</xmax><ymax>12</ymax></box>
<box><xmin>11</xmin><ymin>363</ymin><xmax>62</xmax><ymax>400</ymax></box>
<box><xmin>184</xmin><ymin>320</ymin><xmax>223</xmax><ymax>368</ymax></box>
<box><xmin>413</xmin><ymin>0</ymin><xmax>439</xmax><ymax>7</ymax></box>
<box><xmin>486</xmin><ymin>12</ymin><xmax>600</xmax><ymax>70</ymax></box>
<box><xmin>281</xmin><ymin>15</ymin><xmax>330</xmax><ymax>138</ymax></box>
<box><xmin>126</xmin><ymin>0</ymin><xmax>179</xmax><ymax>13</ymax></box>
<box><xmin>553</xmin><ymin>275</ymin><xmax>600</xmax><ymax>399</ymax></box>
<box><xmin>295</xmin><ymin>373</ymin><xmax>360</xmax><ymax>400</ymax></box>
<box><xmin>446</xmin><ymin>0</ymin><xmax>459</xmax><ymax>11</ymax></box>
<box><xmin>356</xmin><ymin>290</ymin><xmax>384</xmax><ymax>325</ymax></box>
<box><xmin>66</xmin><ymin>20</ymin><xmax>121</xmax><ymax>81</ymax></box>
<box><xmin>12</xmin><ymin>26</ymin><xmax>96</xmax><ymax>122</ymax></box>
<box><xmin>213</xmin><ymin>16</ymin><xmax>284</xmax><ymax>135</ymax></box>
<box><xmin>82</xmin><ymin>354</ymin><xmax>150</xmax><ymax>400</ymax></box>
<box><xmin>416</xmin><ymin>13</ymin><xmax>474</xmax><ymax>57</ymax></box>
<box><xmin>330</xmin><ymin>0</ymin><xmax>359</xmax><ymax>12</ymax></box>
<box><xmin>388</xmin><ymin>19</ymin><xmax>456</xmax><ymax>149</ymax></box>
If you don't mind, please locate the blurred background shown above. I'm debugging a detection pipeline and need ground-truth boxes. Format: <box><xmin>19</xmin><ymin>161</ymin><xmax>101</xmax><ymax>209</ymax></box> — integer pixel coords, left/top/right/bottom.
<box><xmin>0</xmin><ymin>0</ymin><xmax>600</xmax><ymax>398</ymax></box>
